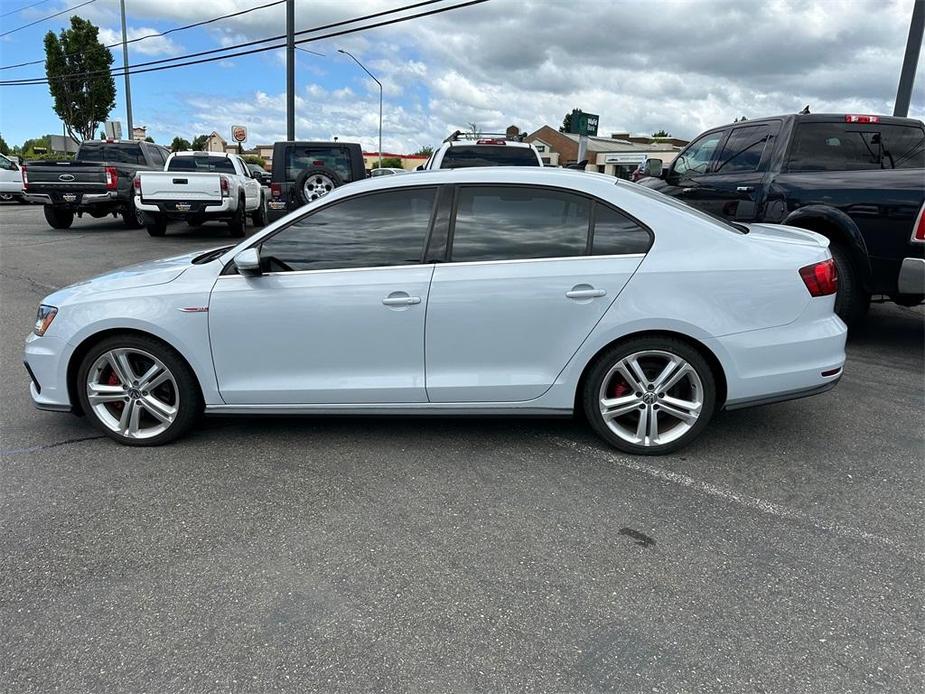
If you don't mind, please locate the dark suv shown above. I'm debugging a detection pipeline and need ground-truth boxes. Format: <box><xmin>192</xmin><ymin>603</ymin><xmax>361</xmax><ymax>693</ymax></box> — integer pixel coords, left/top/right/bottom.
<box><xmin>267</xmin><ymin>141</ymin><xmax>366</xmax><ymax>222</ymax></box>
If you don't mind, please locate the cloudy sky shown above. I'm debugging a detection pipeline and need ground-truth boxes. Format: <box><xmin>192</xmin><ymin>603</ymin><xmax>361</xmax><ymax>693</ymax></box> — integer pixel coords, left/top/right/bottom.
<box><xmin>0</xmin><ymin>0</ymin><xmax>923</xmax><ymax>152</ymax></box>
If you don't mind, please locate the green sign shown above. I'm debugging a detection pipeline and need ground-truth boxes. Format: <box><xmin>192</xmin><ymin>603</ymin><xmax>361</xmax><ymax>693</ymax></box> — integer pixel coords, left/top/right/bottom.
<box><xmin>570</xmin><ymin>109</ymin><xmax>599</xmax><ymax>137</ymax></box>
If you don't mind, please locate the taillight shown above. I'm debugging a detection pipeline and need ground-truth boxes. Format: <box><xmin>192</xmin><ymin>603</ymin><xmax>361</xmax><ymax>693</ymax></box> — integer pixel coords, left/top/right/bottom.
<box><xmin>912</xmin><ymin>204</ymin><xmax>925</xmax><ymax>244</ymax></box>
<box><xmin>21</xmin><ymin>164</ymin><xmax>28</xmax><ymax>190</ymax></box>
<box><xmin>220</xmin><ymin>176</ymin><xmax>230</xmax><ymax>197</ymax></box>
<box><xmin>476</xmin><ymin>138</ymin><xmax>506</xmax><ymax>145</ymax></box>
<box><xmin>270</xmin><ymin>182</ymin><xmax>281</xmax><ymax>199</ymax></box>
<box><xmin>133</xmin><ymin>175</ymin><xmax>141</xmax><ymax>193</ymax></box>
<box><xmin>104</xmin><ymin>166</ymin><xmax>118</xmax><ymax>191</ymax></box>
<box><xmin>799</xmin><ymin>258</ymin><xmax>838</xmax><ymax>297</ymax></box>
<box><xmin>844</xmin><ymin>114</ymin><xmax>880</xmax><ymax>124</ymax></box>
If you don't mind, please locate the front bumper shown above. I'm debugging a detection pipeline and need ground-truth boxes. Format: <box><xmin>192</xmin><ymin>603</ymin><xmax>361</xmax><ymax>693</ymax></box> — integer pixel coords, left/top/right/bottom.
<box><xmin>24</xmin><ymin>333</ymin><xmax>73</xmax><ymax>412</ymax></box>
<box><xmin>897</xmin><ymin>257</ymin><xmax>925</xmax><ymax>295</ymax></box>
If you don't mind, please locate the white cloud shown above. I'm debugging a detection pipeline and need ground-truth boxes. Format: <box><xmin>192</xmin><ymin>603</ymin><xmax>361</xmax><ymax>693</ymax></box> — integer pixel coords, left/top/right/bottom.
<box><xmin>98</xmin><ymin>26</ymin><xmax>182</xmax><ymax>57</ymax></box>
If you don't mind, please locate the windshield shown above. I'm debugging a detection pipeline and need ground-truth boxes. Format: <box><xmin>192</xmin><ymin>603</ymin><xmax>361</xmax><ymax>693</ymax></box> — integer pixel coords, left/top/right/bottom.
<box><xmin>168</xmin><ymin>156</ymin><xmax>235</xmax><ymax>173</ymax></box>
<box><xmin>440</xmin><ymin>145</ymin><xmax>540</xmax><ymax>168</ymax></box>
<box><xmin>76</xmin><ymin>143</ymin><xmax>145</xmax><ymax>165</ymax></box>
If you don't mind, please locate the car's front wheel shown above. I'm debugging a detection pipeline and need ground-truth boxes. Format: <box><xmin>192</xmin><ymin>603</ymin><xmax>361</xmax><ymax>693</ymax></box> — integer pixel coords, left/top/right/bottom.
<box><xmin>76</xmin><ymin>335</ymin><xmax>202</xmax><ymax>446</ymax></box>
<box><xmin>583</xmin><ymin>337</ymin><xmax>716</xmax><ymax>455</ymax></box>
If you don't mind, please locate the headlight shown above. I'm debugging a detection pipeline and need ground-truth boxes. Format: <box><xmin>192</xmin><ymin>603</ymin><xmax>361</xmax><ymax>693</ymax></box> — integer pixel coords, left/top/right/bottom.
<box><xmin>34</xmin><ymin>305</ymin><xmax>58</xmax><ymax>336</ymax></box>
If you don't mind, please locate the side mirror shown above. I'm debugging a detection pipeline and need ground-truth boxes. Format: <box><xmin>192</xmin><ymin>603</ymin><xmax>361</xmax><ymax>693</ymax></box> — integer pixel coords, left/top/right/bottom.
<box><xmin>234</xmin><ymin>247</ymin><xmax>261</xmax><ymax>276</ymax></box>
<box><xmin>643</xmin><ymin>158</ymin><xmax>664</xmax><ymax>177</ymax></box>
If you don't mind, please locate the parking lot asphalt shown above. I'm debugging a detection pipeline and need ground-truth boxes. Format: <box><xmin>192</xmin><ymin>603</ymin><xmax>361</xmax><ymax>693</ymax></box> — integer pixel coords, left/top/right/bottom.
<box><xmin>1</xmin><ymin>202</ymin><xmax>923</xmax><ymax>693</ymax></box>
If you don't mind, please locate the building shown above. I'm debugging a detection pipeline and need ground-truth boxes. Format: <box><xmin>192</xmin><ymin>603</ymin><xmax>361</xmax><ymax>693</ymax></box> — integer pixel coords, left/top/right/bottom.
<box><xmin>526</xmin><ymin>125</ymin><xmax>687</xmax><ymax>179</ymax></box>
<box><xmin>131</xmin><ymin>126</ymin><xmax>147</xmax><ymax>141</ymax></box>
<box><xmin>362</xmin><ymin>152</ymin><xmax>429</xmax><ymax>171</ymax></box>
<box><xmin>203</xmin><ymin>131</ymin><xmax>228</xmax><ymax>153</ymax></box>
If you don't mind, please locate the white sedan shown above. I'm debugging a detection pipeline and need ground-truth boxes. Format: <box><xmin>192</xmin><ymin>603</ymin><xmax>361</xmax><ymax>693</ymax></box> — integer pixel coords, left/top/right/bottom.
<box><xmin>23</xmin><ymin>168</ymin><xmax>846</xmax><ymax>454</ymax></box>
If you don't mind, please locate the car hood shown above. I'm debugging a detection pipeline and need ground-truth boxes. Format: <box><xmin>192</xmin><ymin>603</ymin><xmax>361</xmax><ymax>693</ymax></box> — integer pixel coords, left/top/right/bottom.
<box><xmin>744</xmin><ymin>223</ymin><xmax>830</xmax><ymax>248</ymax></box>
<box><xmin>44</xmin><ymin>249</ymin><xmax>208</xmax><ymax>304</ymax></box>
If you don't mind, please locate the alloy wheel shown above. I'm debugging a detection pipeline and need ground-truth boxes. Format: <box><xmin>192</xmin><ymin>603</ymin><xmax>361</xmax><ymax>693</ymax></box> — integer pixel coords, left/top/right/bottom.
<box><xmin>302</xmin><ymin>174</ymin><xmax>335</xmax><ymax>202</ymax></box>
<box><xmin>86</xmin><ymin>347</ymin><xmax>179</xmax><ymax>439</ymax></box>
<box><xmin>598</xmin><ymin>349</ymin><xmax>704</xmax><ymax>447</ymax></box>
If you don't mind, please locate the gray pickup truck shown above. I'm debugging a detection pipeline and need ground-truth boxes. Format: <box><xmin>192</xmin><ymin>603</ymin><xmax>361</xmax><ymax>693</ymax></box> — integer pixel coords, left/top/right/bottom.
<box><xmin>24</xmin><ymin>140</ymin><xmax>170</xmax><ymax>230</ymax></box>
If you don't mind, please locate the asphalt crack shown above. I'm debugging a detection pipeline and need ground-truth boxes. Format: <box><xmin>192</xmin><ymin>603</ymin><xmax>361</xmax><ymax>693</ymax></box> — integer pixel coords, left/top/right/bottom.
<box><xmin>1</xmin><ymin>434</ymin><xmax>105</xmax><ymax>456</ymax></box>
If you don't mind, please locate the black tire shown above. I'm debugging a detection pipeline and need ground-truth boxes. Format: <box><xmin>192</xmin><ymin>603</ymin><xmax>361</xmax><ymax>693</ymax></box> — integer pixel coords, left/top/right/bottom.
<box><xmin>582</xmin><ymin>336</ymin><xmax>717</xmax><ymax>456</ymax></box>
<box><xmin>890</xmin><ymin>293</ymin><xmax>924</xmax><ymax>307</ymax></box>
<box><xmin>829</xmin><ymin>243</ymin><xmax>869</xmax><ymax>328</ymax></box>
<box><xmin>75</xmin><ymin>333</ymin><xmax>202</xmax><ymax>446</ymax></box>
<box><xmin>251</xmin><ymin>192</ymin><xmax>268</xmax><ymax>226</ymax></box>
<box><xmin>121</xmin><ymin>201</ymin><xmax>145</xmax><ymax>229</ymax></box>
<box><xmin>227</xmin><ymin>197</ymin><xmax>246</xmax><ymax>237</ymax></box>
<box><xmin>293</xmin><ymin>166</ymin><xmax>342</xmax><ymax>206</ymax></box>
<box><xmin>43</xmin><ymin>205</ymin><xmax>74</xmax><ymax>229</ymax></box>
<box><xmin>145</xmin><ymin>212</ymin><xmax>167</xmax><ymax>237</ymax></box>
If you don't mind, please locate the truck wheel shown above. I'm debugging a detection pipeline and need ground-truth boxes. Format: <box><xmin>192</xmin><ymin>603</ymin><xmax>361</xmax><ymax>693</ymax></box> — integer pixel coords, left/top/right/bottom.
<box><xmin>122</xmin><ymin>202</ymin><xmax>145</xmax><ymax>229</ymax></box>
<box><xmin>890</xmin><ymin>293</ymin><xmax>924</xmax><ymax>307</ymax></box>
<box><xmin>43</xmin><ymin>206</ymin><xmax>74</xmax><ymax>230</ymax></box>
<box><xmin>251</xmin><ymin>193</ymin><xmax>268</xmax><ymax>227</ymax></box>
<box><xmin>830</xmin><ymin>243</ymin><xmax>869</xmax><ymax>327</ymax></box>
<box><xmin>145</xmin><ymin>213</ymin><xmax>167</xmax><ymax>237</ymax></box>
<box><xmin>227</xmin><ymin>197</ymin><xmax>246</xmax><ymax>237</ymax></box>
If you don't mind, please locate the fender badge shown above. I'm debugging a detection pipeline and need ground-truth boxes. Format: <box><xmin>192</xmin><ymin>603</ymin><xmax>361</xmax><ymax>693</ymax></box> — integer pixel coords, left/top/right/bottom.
<box><xmin>178</xmin><ymin>306</ymin><xmax>209</xmax><ymax>313</ymax></box>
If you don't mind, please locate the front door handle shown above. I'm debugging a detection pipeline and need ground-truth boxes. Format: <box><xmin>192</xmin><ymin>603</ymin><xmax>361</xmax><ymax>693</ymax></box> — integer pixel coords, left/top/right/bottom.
<box><xmin>736</xmin><ymin>185</ymin><xmax>755</xmax><ymax>192</ymax></box>
<box><xmin>566</xmin><ymin>286</ymin><xmax>607</xmax><ymax>300</ymax></box>
<box><xmin>681</xmin><ymin>187</ymin><xmax>695</xmax><ymax>194</ymax></box>
<box><xmin>382</xmin><ymin>294</ymin><xmax>421</xmax><ymax>307</ymax></box>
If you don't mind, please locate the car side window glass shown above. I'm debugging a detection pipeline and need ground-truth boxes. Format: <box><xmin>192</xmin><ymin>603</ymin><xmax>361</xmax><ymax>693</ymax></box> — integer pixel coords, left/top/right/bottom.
<box><xmin>715</xmin><ymin>124</ymin><xmax>773</xmax><ymax>173</ymax></box>
<box><xmin>0</xmin><ymin>156</ymin><xmax>12</xmax><ymax>171</ymax></box>
<box><xmin>673</xmin><ymin>132</ymin><xmax>725</xmax><ymax>176</ymax></box>
<box><xmin>591</xmin><ymin>205</ymin><xmax>652</xmax><ymax>255</ymax></box>
<box><xmin>148</xmin><ymin>147</ymin><xmax>166</xmax><ymax>168</ymax></box>
<box><xmin>450</xmin><ymin>186</ymin><xmax>590</xmax><ymax>262</ymax></box>
<box><xmin>260</xmin><ymin>188</ymin><xmax>436</xmax><ymax>272</ymax></box>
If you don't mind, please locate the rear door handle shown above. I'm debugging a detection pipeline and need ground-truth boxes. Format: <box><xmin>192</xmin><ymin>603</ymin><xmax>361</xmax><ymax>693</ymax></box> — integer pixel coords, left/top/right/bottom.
<box><xmin>382</xmin><ymin>294</ymin><xmax>421</xmax><ymax>306</ymax></box>
<box><xmin>566</xmin><ymin>287</ymin><xmax>607</xmax><ymax>300</ymax></box>
<box><xmin>736</xmin><ymin>185</ymin><xmax>755</xmax><ymax>192</ymax></box>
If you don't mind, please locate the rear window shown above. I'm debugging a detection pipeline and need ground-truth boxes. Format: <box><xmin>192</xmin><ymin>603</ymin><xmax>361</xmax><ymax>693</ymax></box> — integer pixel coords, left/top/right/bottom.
<box><xmin>788</xmin><ymin>122</ymin><xmax>925</xmax><ymax>171</ymax></box>
<box><xmin>168</xmin><ymin>156</ymin><xmax>235</xmax><ymax>173</ymax></box>
<box><xmin>285</xmin><ymin>146</ymin><xmax>355</xmax><ymax>182</ymax></box>
<box><xmin>440</xmin><ymin>145</ymin><xmax>540</xmax><ymax>169</ymax></box>
<box><xmin>76</xmin><ymin>143</ymin><xmax>145</xmax><ymax>165</ymax></box>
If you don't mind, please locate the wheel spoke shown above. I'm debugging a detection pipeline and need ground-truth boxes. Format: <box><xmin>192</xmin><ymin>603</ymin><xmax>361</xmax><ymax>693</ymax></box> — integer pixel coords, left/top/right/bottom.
<box><xmin>652</xmin><ymin>356</ymin><xmax>682</xmax><ymax>390</ymax></box>
<box><xmin>600</xmin><ymin>394</ymin><xmax>640</xmax><ymax>421</ymax></box>
<box><xmin>138</xmin><ymin>363</ymin><xmax>169</xmax><ymax>390</ymax></box>
<box><xmin>615</xmin><ymin>360</ymin><xmax>645</xmax><ymax>393</ymax></box>
<box><xmin>647</xmin><ymin>407</ymin><xmax>659</xmax><ymax>445</ymax></box>
<box><xmin>108</xmin><ymin>349</ymin><xmax>136</xmax><ymax>385</ymax></box>
<box><xmin>659</xmin><ymin>395</ymin><xmax>700</xmax><ymax>424</ymax></box>
<box><xmin>140</xmin><ymin>394</ymin><xmax>176</xmax><ymax>424</ymax></box>
<box><xmin>635</xmin><ymin>406</ymin><xmax>649</xmax><ymax>443</ymax></box>
<box><xmin>88</xmin><ymin>383</ymin><xmax>126</xmax><ymax>404</ymax></box>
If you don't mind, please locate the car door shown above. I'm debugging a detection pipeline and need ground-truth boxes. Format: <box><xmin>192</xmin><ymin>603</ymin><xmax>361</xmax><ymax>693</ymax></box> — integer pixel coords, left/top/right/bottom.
<box><xmin>233</xmin><ymin>156</ymin><xmax>260</xmax><ymax>208</ymax></box>
<box><xmin>424</xmin><ymin>185</ymin><xmax>650</xmax><ymax>403</ymax></box>
<box><xmin>663</xmin><ymin>129</ymin><xmax>729</xmax><ymax>215</ymax></box>
<box><xmin>701</xmin><ymin>121</ymin><xmax>780</xmax><ymax>221</ymax></box>
<box><xmin>209</xmin><ymin>186</ymin><xmax>438</xmax><ymax>404</ymax></box>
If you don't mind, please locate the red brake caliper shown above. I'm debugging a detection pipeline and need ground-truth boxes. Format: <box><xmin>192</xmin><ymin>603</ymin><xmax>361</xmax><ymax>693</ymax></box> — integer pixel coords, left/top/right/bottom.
<box><xmin>611</xmin><ymin>380</ymin><xmax>630</xmax><ymax>399</ymax></box>
<box><xmin>107</xmin><ymin>368</ymin><xmax>124</xmax><ymax>412</ymax></box>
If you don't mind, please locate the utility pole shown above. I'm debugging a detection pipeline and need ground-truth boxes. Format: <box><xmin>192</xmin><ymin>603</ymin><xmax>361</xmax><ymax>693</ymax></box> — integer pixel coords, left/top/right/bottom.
<box><xmin>119</xmin><ymin>0</ymin><xmax>133</xmax><ymax>138</ymax></box>
<box><xmin>895</xmin><ymin>0</ymin><xmax>924</xmax><ymax>117</ymax></box>
<box><xmin>286</xmin><ymin>0</ymin><xmax>295</xmax><ymax>140</ymax></box>
<box><xmin>338</xmin><ymin>49</ymin><xmax>383</xmax><ymax>169</ymax></box>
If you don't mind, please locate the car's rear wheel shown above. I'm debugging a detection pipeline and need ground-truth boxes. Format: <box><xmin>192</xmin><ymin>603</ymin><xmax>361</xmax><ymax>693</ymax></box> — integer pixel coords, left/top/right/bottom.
<box><xmin>122</xmin><ymin>202</ymin><xmax>145</xmax><ymax>229</ymax></box>
<box><xmin>251</xmin><ymin>192</ymin><xmax>268</xmax><ymax>226</ymax></box>
<box><xmin>227</xmin><ymin>197</ymin><xmax>246</xmax><ymax>237</ymax></box>
<box><xmin>583</xmin><ymin>337</ymin><xmax>716</xmax><ymax>455</ymax></box>
<box><xmin>145</xmin><ymin>212</ymin><xmax>167</xmax><ymax>237</ymax></box>
<box><xmin>76</xmin><ymin>335</ymin><xmax>202</xmax><ymax>446</ymax></box>
<box><xmin>830</xmin><ymin>243</ymin><xmax>869</xmax><ymax>327</ymax></box>
<box><xmin>43</xmin><ymin>205</ymin><xmax>74</xmax><ymax>229</ymax></box>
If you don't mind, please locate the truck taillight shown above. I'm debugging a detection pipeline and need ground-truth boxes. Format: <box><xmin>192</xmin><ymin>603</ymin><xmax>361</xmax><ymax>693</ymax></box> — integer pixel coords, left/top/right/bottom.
<box><xmin>844</xmin><ymin>114</ymin><xmax>880</xmax><ymax>124</ymax></box>
<box><xmin>104</xmin><ymin>166</ymin><xmax>118</xmax><ymax>190</ymax></box>
<box><xmin>220</xmin><ymin>175</ymin><xmax>230</xmax><ymax>197</ymax></box>
<box><xmin>21</xmin><ymin>164</ymin><xmax>28</xmax><ymax>190</ymax></box>
<box><xmin>799</xmin><ymin>258</ymin><xmax>838</xmax><ymax>297</ymax></box>
<box><xmin>912</xmin><ymin>204</ymin><xmax>925</xmax><ymax>244</ymax></box>
<box><xmin>270</xmin><ymin>182</ymin><xmax>281</xmax><ymax>198</ymax></box>
<box><xmin>133</xmin><ymin>175</ymin><xmax>141</xmax><ymax>193</ymax></box>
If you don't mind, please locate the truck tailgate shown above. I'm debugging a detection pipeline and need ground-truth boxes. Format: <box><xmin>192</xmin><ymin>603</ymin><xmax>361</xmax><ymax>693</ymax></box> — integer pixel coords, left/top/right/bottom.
<box><xmin>139</xmin><ymin>172</ymin><xmax>223</xmax><ymax>201</ymax></box>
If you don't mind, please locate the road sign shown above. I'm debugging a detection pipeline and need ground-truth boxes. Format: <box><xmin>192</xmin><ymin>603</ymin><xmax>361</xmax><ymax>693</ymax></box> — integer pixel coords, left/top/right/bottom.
<box><xmin>104</xmin><ymin>120</ymin><xmax>123</xmax><ymax>140</ymax></box>
<box><xmin>568</xmin><ymin>110</ymin><xmax>599</xmax><ymax>137</ymax></box>
<box><xmin>49</xmin><ymin>134</ymin><xmax>79</xmax><ymax>154</ymax></box>
<box><xmin>231</xmin><ymin>125</ymin><xmax>247</xmax><ymax>143</ymax></box>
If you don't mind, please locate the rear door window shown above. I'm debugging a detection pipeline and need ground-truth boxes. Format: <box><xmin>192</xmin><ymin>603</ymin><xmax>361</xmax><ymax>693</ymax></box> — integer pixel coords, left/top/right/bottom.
<box><xmin>450</xmin><ymin>186</ymin><xmax>590</xmax><ymax>261</ymax></box>
<box><xmin>591</xmin><ymin>205</ymin><xmax>652</xmax><ymax>255</ymax></box>
<box><xmin>714</xmin><ymin>123</ymin><xmax>776</xmax><ymax>173</ymax></box>
<box><xmin>788</xmin><ymin>122</ymin><xmax>925</xmax><ymax>171</ymax></box>
<box><xmin>285</xmin><ymin>146</ymin><xmax>355</xmax><ymax>182</ymax></box>
<box><xmin>440</xmin><ymin>146</ymin><xmax>540</xmax><ymax>169</ymax></box>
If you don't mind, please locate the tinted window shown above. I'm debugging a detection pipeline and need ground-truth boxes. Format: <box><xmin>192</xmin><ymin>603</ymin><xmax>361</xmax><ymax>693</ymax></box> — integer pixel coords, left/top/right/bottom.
<box><xmin>451</xmin><ymin>186</ymin><xmax>590</xmax><ymax>262</ymax></box>
<box><xmin>285</xmin><ymin>146</ymin><xmax>355</xmax><ymax>182</ymax></box>
<box><xmin>148</xmin><ymin>146</ymin><xmax>166</xmax><ymax>168</ymax></box>
<box><xmin>441</xmin><ymin>146</ymin><xmax>540</xmax><ymax>169</ymax></box>
<box><xmin>715</xmin><ymin>124</ymin><xmax>773</xmax><ymax>173</ymax></box>
<box><xmin>260</xmin><ymin>188</ymin><xmax>436</xmax><ymax>272</ymax></box>
<box><xmin>788</xmin><ymin>122</ymin><xmax>925</xmax><ymax>171</ymax></box>
<box><xmin>168</xmin><ymin>156</ymin><xmax>235</xmax><ymax>173</ymax></box>
<box><xmin>0</xmin><ymin>154</ymin><xmax>15</xmax><ymax>171</ymax></box>
<box><xmin>673</xmin><ymin>131</ymin><xmax>725</xmax><ymax>176</ymax></box>
<box><xmin>76</xmin><ymin>143</ymin><xmax>145</xmax><ymax>165</ymax></box>
<box><xmin>592</xmin><ymin>205</ymin><xmax>651</xmax><ymax>255</ymax></box>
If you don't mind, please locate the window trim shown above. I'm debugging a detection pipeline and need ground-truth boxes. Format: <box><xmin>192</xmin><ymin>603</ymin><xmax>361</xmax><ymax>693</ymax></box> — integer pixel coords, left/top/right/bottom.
<box><xmin>712</xmin><ymin>122</ymin><xmax>779</xmax><ymax>175</ymax></box>
<box><xmin>222</xmin><ymin>185</ymin><xmax>441</xmax><ymax>276</ymax></box>
<box><xmin>443</xmin><ymin>183</ymin><xmax>653</xmax><ymax>265</ymax></box>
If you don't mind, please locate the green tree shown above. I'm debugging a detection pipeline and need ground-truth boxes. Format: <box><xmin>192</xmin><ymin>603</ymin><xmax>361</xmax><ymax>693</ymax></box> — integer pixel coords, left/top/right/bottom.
<box><xmin>0</xmin><ymin>133</ymin><xmax>9</xmax><ymax>155</ymax></box>
<box><xmin>559</xmin><ymin>110</ymin><xmax>577</xmax><ymax>133</ymax></box>
<box><xmin>169</xmin><ymin>137</ymin><xmax>191</xmax><ymax>152</ymax></box>
<box><xmin>44</xmin><ymin>17</ymin><xmax>116</xmax><ymax>142</ymax></box>
<box><xmin>144</xmin><ymin>136</ymin><xmax>155</xmax><ymax>143</ymax></box>
<box><xmin>414</xmin><ymin>145</ymin><xmax>434</xmax><ymax>157</ymax></box>
<box><xmin>652</xmin><ymin>129</ymin><xmax>671</xmax><ymax>138</ymax></box>
<box><xmin>191</xmin><ymin>134</ymin><xmax>209</xmax><ymax>151</ymax></box>
<box><xmin>242</xmin><ymin>154</ymin><xmax>266</xmax><ymax>167</ymax></box>
<box><xmin>371</xmin><ymin>157</ymin><xmax>404</xmax><ymax>169</ymax></box>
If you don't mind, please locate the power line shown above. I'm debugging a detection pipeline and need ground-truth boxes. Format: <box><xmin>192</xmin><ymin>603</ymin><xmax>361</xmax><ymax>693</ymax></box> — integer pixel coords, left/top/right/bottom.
<box><xmin>1</xmin><ymin>0</ymin><xmax>286</xmax><ymax>71</ymax></box>
<box><xmin>0</xmin><ymin>0</ymin><xmax>468</xmax><ymax>86</ymax></box>
<box><xmin>0</xmin><ymin>0</ymin><xmax>97</xmax><ymax>38</ymax></box>
<box><xmin>1</xmin><ymin>0</ymin><xmax>54</xmax><ymax>19</ymax></box>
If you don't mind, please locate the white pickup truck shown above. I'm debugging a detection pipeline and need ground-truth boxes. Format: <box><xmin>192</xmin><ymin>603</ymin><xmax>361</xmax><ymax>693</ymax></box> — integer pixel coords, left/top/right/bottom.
<box><xmin>134</xmin><ymin>151</ymin><xmax>267</xmax><ymax>237</ymax></box>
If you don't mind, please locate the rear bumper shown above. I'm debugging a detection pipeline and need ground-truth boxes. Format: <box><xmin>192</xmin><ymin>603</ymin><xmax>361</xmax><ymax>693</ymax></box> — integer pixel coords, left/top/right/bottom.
<box><xmin>24</xmin><ymin>191</ymin><xmax>119</xmax><ymax>207</ymax></box>
<box><xmin>897</xmin><ymin>257</ymin><xmax>925</xmax><ymax>295</ymax></box>
<box><xmin>136</xmin><ymin>196</ymin><xmax>234</xmax><ymax>218</ymax></box>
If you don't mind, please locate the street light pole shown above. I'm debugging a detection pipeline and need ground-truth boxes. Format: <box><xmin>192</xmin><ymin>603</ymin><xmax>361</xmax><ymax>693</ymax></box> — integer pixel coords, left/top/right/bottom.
<box><xmin>286</xmin><ymin>0</ymin><xmax>295</xmax><ymax>140</ymax></box>
<box><xmin>338</xmin><ymin>49</ymin><xmax>382</xmax><ymax>169</ymax></box>
<box><xmin>894</xmin><ymin>0</ymin><xmax>924</xmax><ymax>117</ymax></box>
<box><xmin>119</xmin><ymin>0</ymin><xmax>133</xmax><ymax>137</ymax></box>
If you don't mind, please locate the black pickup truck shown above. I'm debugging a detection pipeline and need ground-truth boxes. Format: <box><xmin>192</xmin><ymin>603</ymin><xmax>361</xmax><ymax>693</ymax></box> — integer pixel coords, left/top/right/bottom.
<box><xmin>23</xmin><ymin>140</ymin><xmax>170</xmax><ymax>230</ymax></box>
<box><xmin>640</xmin><ymin>113</ymin><xmax>925</xmax><ymax>325</ymax></box>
